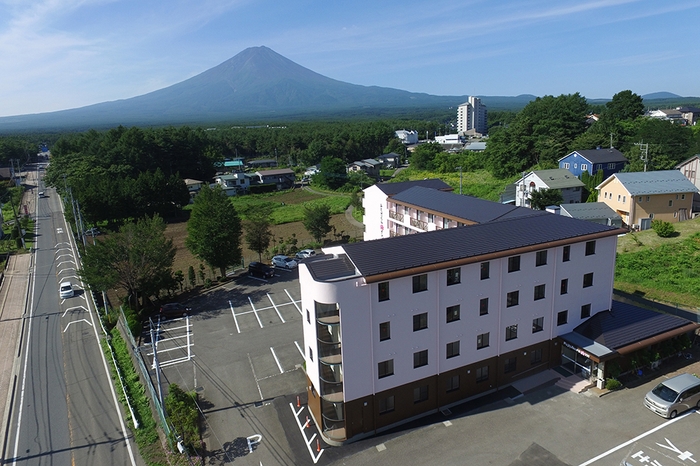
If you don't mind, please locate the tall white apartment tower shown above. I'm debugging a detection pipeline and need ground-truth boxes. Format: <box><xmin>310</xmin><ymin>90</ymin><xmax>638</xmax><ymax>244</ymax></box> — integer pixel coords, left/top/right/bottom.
<box><xmin>457</xmin><ymin>96</ymin><xmax>488</xmax><ymax>135</ymax></box>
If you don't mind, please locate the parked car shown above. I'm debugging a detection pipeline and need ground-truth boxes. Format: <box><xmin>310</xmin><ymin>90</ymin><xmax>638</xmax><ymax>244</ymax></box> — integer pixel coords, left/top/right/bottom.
<box><xmin>295</xmin><ymin>249</ymin><xmax>316</xmax><ymax>260</ymax></box>
<box><xmin>159</xmin><ymin>303</ymin><xmax>191</xmax><ymax>318</ymax></box>
<box><xmin>272</xmin><ymin>255</ymin><xmax>298</xmax><ymax>269</ymax></box>
<box><xmin>644</xmin><ymin>373</ymin><xmax>700</xmax><ymax>418</ymax></box>
<box><xmin>248</xmin><ymin>261</ymin><xmax>275</xmax><ymax>279</ymax></box>
<box><xmin>59</xmin><ymin>281</ymin><xmax>74</xmax><ymax>299</ymax></box>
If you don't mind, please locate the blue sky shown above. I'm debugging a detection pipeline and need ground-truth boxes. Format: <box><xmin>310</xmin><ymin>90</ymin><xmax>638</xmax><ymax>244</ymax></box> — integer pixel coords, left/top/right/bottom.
<box><xmin>1</xmin><ymin>0</ymin><xmax>699</xmax><ymax>117</ymax></box>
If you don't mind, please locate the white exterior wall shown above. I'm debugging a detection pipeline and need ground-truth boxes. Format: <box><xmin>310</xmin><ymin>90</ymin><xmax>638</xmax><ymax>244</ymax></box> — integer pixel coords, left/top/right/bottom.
<box><xmin>301</xmin><ymin>235</ymin><xmax>618</xmax><ymax>404</ymax></box>
<box><xmin>362</xmin><ymin>185</ymin><xmax>389</xmax><ymax>241</ymax></box>
<box><xmin>516</xmin><ymin>173</ymin><xmax>582</xmax><ymax>207</ymax></box>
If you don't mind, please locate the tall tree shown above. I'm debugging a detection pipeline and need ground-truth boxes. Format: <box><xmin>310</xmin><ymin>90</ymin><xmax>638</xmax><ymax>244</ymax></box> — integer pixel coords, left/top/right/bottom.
<box><xmin>243</xmin><ymin>204</ymin><xmax>274</xmax><ymax>262</ymax></box>
<box><xmin>529</xmin><ymin>189</ymin><xmax>564</xmax><ymax>210</ymax></box>
<box><xmin>186</xmin><ymin>185</ymin><xmax>242</xmax><ymax>278</ymax></box>
<box><xmin>604</xmin><ymin>90</ymin><xmax>644</xmax><ymax>122</ymax></box>
<box><xmin>315</xmin><ymin>156</ymin><xmax>348</xmax><ymax>190</ymax></box>
<box><xmin>303</xmin><ymin>204</ymin><xmax>332</xmax><ymax>244</ymax></box>
<box><xmin>79</xmin><ymin>215</ymin><xmax>176</xmax><ymax>310</ymax></box>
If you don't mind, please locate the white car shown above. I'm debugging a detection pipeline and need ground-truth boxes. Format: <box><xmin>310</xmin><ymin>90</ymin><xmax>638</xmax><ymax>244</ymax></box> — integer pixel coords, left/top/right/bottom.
<box><xmin>272</xmin><ymin>255</ymin><xmax>298</xmax><ymax>269</ymax></box>
<box><xmin>59</xmin><ymin>281</ymin><xmax>74</xmax><ymax>299</ymax></box>
<box><xmin>295</xmin><ymin>249</ymin><xmax>316</xmax><ymax>260</ymax></box>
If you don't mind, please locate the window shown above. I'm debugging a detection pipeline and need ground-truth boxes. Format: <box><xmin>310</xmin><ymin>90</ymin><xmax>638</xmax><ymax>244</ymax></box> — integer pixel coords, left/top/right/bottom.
<box><xmin>309</xmin><ymin>347</ymin><xmax>313</xmax><ymax>361</ymax></box>
<box><xmin>506</xmin><ymin>290</ymin><xmax>519</xmax><ymax>307</ymax></box>
<box><xmin>563</xmin><ymin>245</ymin><xmax>570</xmax><ymax>262</ymax></box>
<box><xmin>530</xmin><ymin>348</ymin><xmax>542</xmax><ymax>365</ymax></box>
<box><xmin>476</xmin><ymin>365</ymin><xmax>489</xmax><ymax>382</ymax></box>
<box><xmin>574</xmin><ymin>163</ymin><xmax>578</xmax><ymax>169</ymax></box>
<box><xmin>580</xmin><ymin>303</ymin><xmax>591</xmax><ymax>319</ymax></box>
<box><xmin>583</xmin><ymin>272</ymin><xmax>593</xmax><ymax>288</ymax></box>
<box><xmin>564</xmin><ymin>162</ymin><xmax>570</xmax><ymax>169</ymax></box>
<box><xmin>646</xmin><ymin>196</ymin><xmax>650</xmax><ymax>202</ymax></box>
<box><xmin>608</xmin><ymin>163</ymin><xmax>616</xmax><ymax>169</ymax></box>
<box><xmin>379</xmin><ymin>395</ymin><xmax>395</xmax><ymax>414</ymax></box>
<box><xmin>413</xmin><ymin>349</ymin><xmax>428</xmax><ymax>368</ymax></box>
<box><xmin>585</xmin><ymin>240</ymin><xmax>596</xmax><ymax>256</ymax></box>
<box><xmin>379</xmin><ymin>322</ymin><xmax>390</xmax><ymax>341</ymax></box>
<box><xmin>669</xmin><ymin>200</ymin><xmax>673</xmax><ymax>207</ymax></box>
<box><xmin>532</xmin><ymin>316</ymin><xmax>544</xmax><ymax>333</ymax></box>
<box><xmin>557</xmin><ymin>310</ymin><xmax>568</xmax><ymax>326</ymax></box>
<box><xmin>623</xmin><ymin>196</ymin><xmax>626</xmax><ymax>203</ymax></box>
<box><xmin>534</xmin><ymin>284</ymin><xmax>546</xmax><ymax>301</ymax></box>
<box><xmin>581</xmin><ymin>164</ymin><xmax>588</xmax><ymax>171</ymax></box>
<box><xmin>479</xmin><ymin>297</ymin><xmax>489</xmax><ymax>316</ymax></box>
<box><xmin>413</xmin><ymin>385</ymin><xmax>429</xmax><ymax>403</ymax></box>
<box><xmin>477</xmin><ymin>332</ymin><xmax>490</xmax><ymax>349</ymax></box>
<box><xmin>446</xmin><ymin>341</ymin><xmax>460</xmax><ymax>359</ymax></box>
<box><xmin>446</xmin><ymin>305</ymin><xmax>460</xmax><ymax>323</ymax></box>
<box><xmin>536</xmin><ymin>250</ymin><xmax>547</xmax><ymax>267</ymax></box>
<box><xmin>446</xmin><ymin>267</ymin><xmax>461</xmax><ymax>286</ymax></box>
<box><xmin>413</xmin><ymin>313</ymin><xmax>428</xmax><ymax>331</ymax></box>
<box><xmin>560</xmin><ymin>278</ymin><xmax>568</xmax><ymax>295</ymax></box>
<box><xmin>504</xmin><ymin>357</ymin><xmax>517</xmax><ymax>373</ymax></box>
<box><xmin>617</xmin><ymin>194</ymin><xmax>621</xmax><ymax>202</ymax></box>
<box><xmin>443</xmin><ymin>218</ymin><xmax>449</xmax><ymax>228</ymax></box>
<box><xmin>596</xmin><ymin>164</ymin><xmax>603</xmax><ymax>170</ymax></box>
<box><xmin>480</xmin><ymin>261</ymin><xmax>490</xmax><ymax>280</ymax></box>
<box><xmin>428</xmin><ymin>213</ymin><xmax>434</xmax><ymax>223</ymax></box>
<box><xmin>306</xmin><ymin>309</ymin><xmax>310</xmax><ymax>323</ymax></box>
<box><xmin>446</xmin><ymin>375</ymin><xmax>460</xmax><ymax>392</ymax></box>
<box><xmin>412</xmin><ymin>274</ymin><xmax>428</xmax><ymax>293</ymax></box>
<box><xmin>508</xmin><ymin>255</ymin><xmax>521</xmax><ymax>273</ymax></box>
<box><xmin>378</xmin><ymin>281</ymin><xmax>390</xmax><ymax>301</ymax></box>
<box><xmin>505</xmin><ymin>324</ymin><xmax>518</xmax><ymax>341</ymax></box>
<box><xmin>378</xmin><ymin>359</ymin><xmax>394</xmax><ymax>378</ymax></box>
<box><xmin>682</xmin><ymin>194</ymin><xmax>686</xmax><ymax>200</ymax></box>
<box><xmin>638</xmin><ymin>196</ymin><xmax>643</xmax><ymax>202</ymax></box>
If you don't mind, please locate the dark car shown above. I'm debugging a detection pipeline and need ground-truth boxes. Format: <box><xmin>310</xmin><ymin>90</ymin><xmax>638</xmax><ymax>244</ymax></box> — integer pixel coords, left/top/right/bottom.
<box><xmin>159</xmin><ymin>303</ymin><xmax>190</xmax><ymax>318</ymax></box>
<box><xmin>248</xmin><ymin>261</ymin><xmax>275</xmax><ymax>279</ymax></box>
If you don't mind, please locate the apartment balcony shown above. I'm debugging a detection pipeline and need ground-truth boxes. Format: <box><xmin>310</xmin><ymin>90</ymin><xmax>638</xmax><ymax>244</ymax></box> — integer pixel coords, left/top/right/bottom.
<box><xmin>317</xmin><ymin>319</ymin><xmax>341</xmax><ymax>344</ymax></box>
<box><xmin>389</xmin><ymin>210</ymin><xmax>404</xmax><ymax>222</ymax></box>
<box><xmin>318</xmin><ymin>341</ymin><xmax>342</xmax><ymax>365</ymax></box>
<box><xmin>410</xmin><ymin>217</ymin><xmax>428</xmax><ymax>231</ymax></box>
<box><xmin>321</xmin><ymin>398</ymin><xmax>346</xmax><ymax>442</ymax></box>
<box><xmin>315</xmin><ymin>301</ymin><xmax>339</xmax><ymax>320</ymax></box>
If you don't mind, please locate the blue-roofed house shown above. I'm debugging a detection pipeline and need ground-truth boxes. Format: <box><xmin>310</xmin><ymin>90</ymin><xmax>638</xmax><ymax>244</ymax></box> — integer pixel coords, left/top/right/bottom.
<box><xmin>597</xmin><ymin>170</ymin><xmax>698</xmax><ymax>229</ymax></box>
<box><xmin>558</xmin><ymin>148</ymin><xmax>627</xmax><ymax>179</ymax></box>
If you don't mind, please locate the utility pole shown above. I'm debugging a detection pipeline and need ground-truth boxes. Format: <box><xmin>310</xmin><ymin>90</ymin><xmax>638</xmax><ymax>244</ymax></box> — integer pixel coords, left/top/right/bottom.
<box><xmin>456</xmin><ymin>166</ymin><xmax>463</xmax><ymax>195</ymax></box>
<box><xmin>634</xmin><ymin>142</ymin><xmax>649</xmax><ymax>172</ymax></box>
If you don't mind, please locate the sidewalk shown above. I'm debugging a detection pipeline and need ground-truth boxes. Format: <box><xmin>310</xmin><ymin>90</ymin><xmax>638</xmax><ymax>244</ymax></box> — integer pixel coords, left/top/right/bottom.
<box><xmin>0</xmin><ymin>253</ymin><xmax>31</xmax><ymax>457</ymax></box>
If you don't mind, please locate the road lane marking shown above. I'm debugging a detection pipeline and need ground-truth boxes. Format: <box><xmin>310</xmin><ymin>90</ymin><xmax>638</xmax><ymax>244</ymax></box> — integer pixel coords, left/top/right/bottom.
<box><xmin>248</xmin><ymin>353</ymin><xmax>264</xmax><ymax>400</ymax></box>
<box><xmin>267</xmin><ymin>293</ymin><xmax>285</xmax><ymax>323</ymax></box>
<box><xmin>248</xmin><ymin>296</ymin><xmax>264</xmax><ymax>328</ymax></box>
<box><xmin>270</xmin><ymin>347</ymin><xmax>284</xmax><ymax>374</ymax></box>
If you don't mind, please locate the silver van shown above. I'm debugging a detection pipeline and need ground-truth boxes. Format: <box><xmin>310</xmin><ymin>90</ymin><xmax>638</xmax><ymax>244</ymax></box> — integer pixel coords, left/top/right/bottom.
<box><xmin>644</xmin><ymin>373</ymin><xmax>700</xmax><ymax>418</ymax></box>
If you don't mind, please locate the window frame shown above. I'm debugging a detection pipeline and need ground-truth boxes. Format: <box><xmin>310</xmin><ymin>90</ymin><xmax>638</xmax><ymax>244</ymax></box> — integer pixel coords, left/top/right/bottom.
<box><xmin>446</xmin><ymin>341</ymin><xmax>460</xmax><ymax>359</ymax></box>
<box><xmin>413</xmin><ymin>349</ymin><xmax>429</xmax><ymax>368</ymax></box>
<box><xmin>563</xmin><ymin>245</ymin><xmax>571</xmax><ymax>262</ymax></box>
<box><xmin>504</xmin><ymin>357</ymin><xmax>517</xmax><ymax>374</ymax></box>
<box><xmin>413</xmin><ymin>385</ymin><xmax>429</xmax><ymax>403</ymax></box>
<box><xmin>378</xmin><ymin>359</ymin><xmax>394</xmax><ymax>379</ymax></box>
<box><xmin>379</xmin><ymin>395</ymin><xmax>395</xmax><ymax>414</ymax></box>
<box><xmin>446</xmin><ymin>374</ymin><xmax>460</xmax><ymax>392</ymax></box>
<box><xmin>536</xmin><ymin>250</ymin><xmax>547</xmax><ymax>267</ymax></box>
<box><xmin>557</xmin><ymin>310</ymin><xmax>568</xmax><ymax>326</ymax></box>
<box><xmin>446</xmin><ymin>304</ymin><xmax>460</xmax><ymax>323</ymax></box>
<box><xmin>585</xmin><ymin>240</ymin><xmax>596</xmax><ymax>256</ymax></box>
<box><xmin>412</xmin><ymin>274</ymin><xmax>428</xmax><ymax>293</ymax></box>
<box><xmin>583</xmin><ymin>272</ymin><xmax>594</xmax><ymax>288</ymax></box>
<box><xmin>506</xmin><ymin>290</ymin><xmax>519</xmax><ymax>307</ymax></box>
<box><xmin>379</xmin><ymin>321</ymin><xmax>391</xmax><ymax>341</ymax></box>
<box><xmin>413</xmin><ymin>312</ymin><xmax>428</xmax><ymax>331</ymax></box>
<box><xmin>446</xmin><ymin>267</ymin><xmax>461</xmax><ymax>286</ymax></box>
<box><xmin>534</xmin><ymin>284</ymin><xmax>546</xmax><ymax>301</ymax></box>
<box><xmin>505</xmin><ymin>324</ymin><xmax>518</xmax><ymax>341</ymax></box>
<box><xmin>530</xmin><ymin>348</ymin><xmax>543</xmax><ymax>365</ymax></box>
<box><xmin>480</xmin><ymin>261</ymin><xmax>490</xmax><ymax>280</ymax></box>
<box><xmin>560</xmin><ymin>278</ymin><xmax>568</xmax><ymax>295</ymax></box>
<box><xmin>476</xmin><ymin>365</ymin><xmax>489</xmax><ymax>382</ymax></box>
<box><xmin>378</xmin><ymin>281</ymin><xmax>390</xmax><ymax>302</ymax></box>
<box><xmin>508</xmin><ymin>255</ymin><xmax>521</xmax><ymax>273</ymax></box>
<box><xmin>532</xmin><ymin>316</ymin><xmax>544</xmax><ymax>333</ymax></box>
<box><xmin>479</xmin><ymin>297</ymin><xmax>489</xmax><ymax>316</ymax></box>
<box><xmin>580</xmin><ymin>303</ymin><xmax>591</xmax><ymax>319</ymax></box>
<box><xmin>477</xmin><ymin>332</ymin><xmax>490</xmax><ymax>349</ymax></box>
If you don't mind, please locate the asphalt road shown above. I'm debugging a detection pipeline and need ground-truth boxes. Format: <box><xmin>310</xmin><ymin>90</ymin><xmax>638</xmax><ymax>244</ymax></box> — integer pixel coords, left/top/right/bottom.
<box><xmin>2</xmin><ymin>168</ymin><xmax>139</xmax><ymax>465</ymax></box>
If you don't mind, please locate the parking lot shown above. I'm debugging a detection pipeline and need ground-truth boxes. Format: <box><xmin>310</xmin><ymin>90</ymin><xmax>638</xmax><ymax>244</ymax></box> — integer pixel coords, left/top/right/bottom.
<box><xmin>149</xmin><ymin>267</ymin><xmax>700</xmax><ymax>466</ymax></box>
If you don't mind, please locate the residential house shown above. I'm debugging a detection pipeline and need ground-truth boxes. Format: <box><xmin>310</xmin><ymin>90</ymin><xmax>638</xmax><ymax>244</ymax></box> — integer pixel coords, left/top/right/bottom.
<box><xmin>677</xmin><ymin>107</ymin><xmax>700</xmax><ymax>126</ymax></box>
<box><xmin>223</xmin><ymin>159</ymin><xmax>244</xmax><ymax>172</ymax></box>
<box><xmin>646</xmin><ymin>108</ymin><xmax>686</xmax><ymax>124</ymax></box>
<box><xmin>247</xmin><ymin>159</ymin><xmax>278</xmax><ymax>170</ymax></box>
<box><xmin>558</xmin><ymin>203</ymin><xmax>623</xmax><ymax>228</ymax></box>
<box><xmin>463</xmin><ymin>141</ymin><xmax>486</xmax><ymax>152</ymax></box>
<box><xmin>254</xmin><ymin>168</ymin><xmax>296</xmax><ymax>190</ymax></box>
<box><xmin>515</xmin><ymin>169</ymin><xmax>585</xmax><ymax>208</ymax></box>
<box><xmin>347</xmin><ymin>159</ymin><xmax>382</xmax><ymax>179</ymax></box>
<box><xmin>362</xmin><ymin>179</ymin><xmax>453</xmax><ymax>241</ymax></box>
<box><xmin>395</xmin><ymin>130</ymin><xmax>418</xmax><ymax>145</ymax></box>
<box><xmin>184</xmin><ymin>179</ymin><xmax>204</xmax><ymax>201</ymax></box>
<box><xmin>596</xmin><ymin>170</ymin><xmax>698</xmax><ymax>229</ymax></box>
<box><xmin>215</xmin><ymin>173</ymin><xmax>250</xmax><ymax>195</ymax></box>
<box><xmin>558</xmin><ymin>148</ymin><xmax>627</xmax><ymax>179</ymax></box>
<box><xmin>377</xmin><ymin>153</ymin><xmax>401</xmax><ymax>169</ymax></box>
<box><xmin>676</xmin><ymin>154</ymin><xmax>700</xmax><ymax>189</ymax></box>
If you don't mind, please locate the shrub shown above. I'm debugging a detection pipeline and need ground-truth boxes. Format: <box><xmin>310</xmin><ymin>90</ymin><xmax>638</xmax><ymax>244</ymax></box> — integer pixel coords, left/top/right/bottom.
<box><xmin>605</xmin><ymin>378</ymin><xmax>622</xmax><ymax>391</ymax></box>
<box><xmin>651</xmin><ymin>219</ymin><xmax>675</xmax><ymax>238</ymax></box>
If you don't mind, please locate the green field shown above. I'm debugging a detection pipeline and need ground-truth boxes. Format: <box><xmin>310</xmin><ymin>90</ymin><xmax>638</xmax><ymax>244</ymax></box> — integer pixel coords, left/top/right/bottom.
<box><xmin>228</xmin><ymin>189</ymin><xmax>351</xmax><ymax>224</ymax></box>
<box><xmin>615</xmin><ymin>218</ymin><xmax>700</xmax><ymax>308</ymax></box>
<box><xmin>391</xmin><ymin>168</ymin><xmax>516</xmax><ymax>201</ymax></box>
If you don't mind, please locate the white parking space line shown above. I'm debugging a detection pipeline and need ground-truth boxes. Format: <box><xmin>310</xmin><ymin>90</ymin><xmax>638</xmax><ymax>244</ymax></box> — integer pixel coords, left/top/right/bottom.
<box><xmin>270</xmin><ymin>347</ymin><xmax>284</xmax><ymax>374</ymax></box>
<box><xmin>578</xmin><ymin>410</ymin><xmax>694</xmax><ymax>466</ymax></box>
<box><xmin>247</xmin><ymin>297</ymin><xmax>264</xmax><ymax>328</ymax></box>
<box><xmin>267</xmin><ymin>293</ymin><xmax>286</xmax><ymax>323</ymax></box>
<box><xmin>285</xmin><ymin>289</ymin><xmax>303</xmax><ymax>316</ymax></box>
<box><xmin>294</xmin><ymin>341</ymin><xmax>305</xmax><ymax>359</ymax></box>
<box><xmin>248</xmin><ymin>353</ymin><xmax>264</xmax><ymax>400</ymax></box>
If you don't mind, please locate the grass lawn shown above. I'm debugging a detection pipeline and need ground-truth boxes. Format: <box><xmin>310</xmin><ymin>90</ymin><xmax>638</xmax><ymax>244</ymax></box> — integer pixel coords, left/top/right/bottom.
<box><xmin>615</xmin><ymin>217</ymin><xmax>700</xmax><ymax>308</ymax></box>
<box><xmin>391</xmin><ymin>168</ymin><xmax>516</xmax><ymax>201</ymax></box>
<box><xmin>227</xmin><ymin>189</ymin><xmax>351</xmax><ymax>224</ymax></box>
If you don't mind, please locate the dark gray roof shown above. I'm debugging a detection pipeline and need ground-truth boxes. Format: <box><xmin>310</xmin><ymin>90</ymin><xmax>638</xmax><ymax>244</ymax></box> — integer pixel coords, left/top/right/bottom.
<box><xmin>568</xmin><ymin>148</ymin><xmax>627</xmax><ymax>164</ymax></box>
<box><xmin>374</xmin><ymin>179</ymin><xmax>452</xmax><ymax>196</ymax></box>
<box><xmin>391</xmin><ymin>186</ymin><xmax>544</xmax><ymax>224</ymax></box>
<box><xmin>305</xmin><ymin>254</ymin><xmax>357</xmax><ymax>281</ymax></box>
<box><xmin>559</xmin><ymin>202</ymin><xmax>621</xmax><ymax>220</ymax></box>
<box><xmin>573</xmin><ymin>301</ymin><xmax>691</xmax><ymax>351</ymax></box>
<box><xmin>342</xmin><ymin>212</ymin><xmax>619</xmax><ymax>278</ymax></box>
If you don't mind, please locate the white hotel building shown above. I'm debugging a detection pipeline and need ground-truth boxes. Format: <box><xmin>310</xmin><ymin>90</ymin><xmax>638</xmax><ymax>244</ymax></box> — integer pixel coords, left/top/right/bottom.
<box><xmin>300</xmin><ymin>181</ymin><xmax>626</xmax><ymax>444</ymax></box>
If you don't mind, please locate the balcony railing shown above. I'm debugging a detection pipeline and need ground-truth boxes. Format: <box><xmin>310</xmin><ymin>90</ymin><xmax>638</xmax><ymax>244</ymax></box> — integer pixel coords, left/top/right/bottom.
<box><xmin>315</xmin><ymin>301</ymin><xmax>339</xmax><ymax>320</ymax></box>
<box><xmin>410</xmin><ymin>218</ymin><xmax>428</xmax><ymax>231</ymax></box>
<box><xmin>318</xmin><ymin>341</ymin><xmax>342</xmax><ymax>365</ymax></box>
<box><xmin>389</xmin><ymin>211</ymin><xmax>404</xmax><ymax>222</ymax></box>
<box><xmin>317</xmin><ymin>320</ymin><xmax>341</xmax><ymax>344</ymax></box>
